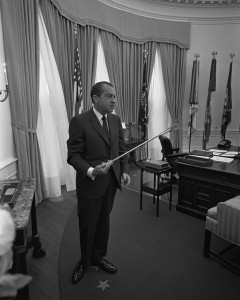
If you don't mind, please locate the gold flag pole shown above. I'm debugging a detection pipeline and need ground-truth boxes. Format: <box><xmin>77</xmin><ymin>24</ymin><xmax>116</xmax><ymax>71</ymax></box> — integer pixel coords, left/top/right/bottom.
<box><xmin>111</xmin><ymin>125</ymin><xmax>179</xmax><ymax>163</ymax></box>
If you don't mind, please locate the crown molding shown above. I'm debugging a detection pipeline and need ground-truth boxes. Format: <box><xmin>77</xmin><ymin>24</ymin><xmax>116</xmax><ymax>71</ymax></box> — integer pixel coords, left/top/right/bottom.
<box><xmin>135</xmin><ymin>0</ymin><xmax>240</xmax><ymax>9</ymax></box>
<box><xmin>99</xmin><ymin>0</ymin><xmax>240</xmax><ymax>23</ymax></box>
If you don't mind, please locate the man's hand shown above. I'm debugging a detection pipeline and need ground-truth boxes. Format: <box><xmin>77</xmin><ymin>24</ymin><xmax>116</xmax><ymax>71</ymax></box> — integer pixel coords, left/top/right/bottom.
<box><xmin>92</xmin><ymin>161</ymin><xmax>113</xmax><ymax>177</ymax></box>
<box><xmin>121</xmin><ymin>172</ymin><xmax>131</xmax><ymax>187</ymax></box>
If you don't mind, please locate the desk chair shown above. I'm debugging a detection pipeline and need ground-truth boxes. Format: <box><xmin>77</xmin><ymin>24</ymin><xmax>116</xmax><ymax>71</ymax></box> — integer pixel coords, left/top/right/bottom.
<box><xmin>159</xmin><ymin>135</ymin><xmax>187</xmax><ymax>180</ymax></box>
<box><xmin>203</xmin><ymin>196</ymin><xmax>240</xmax><ymax>272</ymax></box>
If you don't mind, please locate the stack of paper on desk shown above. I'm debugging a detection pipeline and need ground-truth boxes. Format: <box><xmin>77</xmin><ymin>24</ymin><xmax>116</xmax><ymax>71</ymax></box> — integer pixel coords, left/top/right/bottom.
<box><xmin>221</xmin><ymin>151</ymin><xmax>239</xmax><ymax>157</ymax></box>
<box><xmin>211</xmin><ymin>156</ymin><xmax>234</xmax><ymax>163</ymax></box>
<box><xmin>208</xmin><ymin>149</ymin><xmax>227</xmax><ymax>156</ymax></box>
<box><xmin>208</xmin><ymin>149</ymin><xmax>239</xmax><ymax>158</ymax></box>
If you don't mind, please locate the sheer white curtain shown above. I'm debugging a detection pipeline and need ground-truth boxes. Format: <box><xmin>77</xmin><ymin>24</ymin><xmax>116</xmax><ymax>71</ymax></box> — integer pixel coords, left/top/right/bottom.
<box><xmin>148</xmin><ymin>48</ymin><xmax>171</xmax><ymax>160</ymax></box>
<box><xmin>95</xmin><ymin>37</ymin><xmax>110</xmax><ymax>83</ymax></box>
<box><xmin>37</xmin><ymin>10</ymin><xmax>75</xmax><ymax>198</ymax></box>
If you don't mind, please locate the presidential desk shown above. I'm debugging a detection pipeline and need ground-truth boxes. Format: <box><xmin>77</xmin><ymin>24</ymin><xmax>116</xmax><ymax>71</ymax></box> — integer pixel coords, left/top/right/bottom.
<box><xmin>176</xmin><ymin>158</ymin><xmax>240</xmax><ymax>220</ymax></box>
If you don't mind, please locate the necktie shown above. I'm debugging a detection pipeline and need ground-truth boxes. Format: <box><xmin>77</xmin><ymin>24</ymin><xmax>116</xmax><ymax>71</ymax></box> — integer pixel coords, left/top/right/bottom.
<box><xmin>102</xmin><ymin>115</ymin><xmax>110</xmax><ymax>140</ymax></box>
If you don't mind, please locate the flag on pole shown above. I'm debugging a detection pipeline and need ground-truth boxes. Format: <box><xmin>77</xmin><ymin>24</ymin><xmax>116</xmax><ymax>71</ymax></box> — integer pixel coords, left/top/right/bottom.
<box><xmin>73</xmin><ymin>44</ymin><xmax>83</xmax><ymax>116</ymax></box>
<box><xmin>188</xmin><ymin>58</ymin><xmax>200</xmax><ymax>137</ymax></box>
<box><xmin>221</xmin><ymin>61</ymin><xmax>232</xmax><ymax>140</ymax></box>
<box><xmin>202</xmin><ymin>55</ymin><xmax>217</xmax><ymax>150</ymax></box>
<box><xmin>138</xmin><ymin>54</ymin><xmax>148</xmax><ymax>140</ymax></box>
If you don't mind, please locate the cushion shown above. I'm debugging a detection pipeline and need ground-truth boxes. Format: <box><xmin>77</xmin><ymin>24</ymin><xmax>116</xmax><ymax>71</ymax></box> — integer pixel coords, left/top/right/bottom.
<box><xmin>207</xmin><ymin>205</ymin><xmax>218</xmax><ymax>220</ymax></box>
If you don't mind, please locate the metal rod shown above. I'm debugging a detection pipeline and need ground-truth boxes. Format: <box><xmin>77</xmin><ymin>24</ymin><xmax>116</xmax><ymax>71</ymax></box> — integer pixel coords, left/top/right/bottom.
<box><xmin>111</xmin><ymin>126</ymin><xmax>179</xmax><ymax>163</ymax></box>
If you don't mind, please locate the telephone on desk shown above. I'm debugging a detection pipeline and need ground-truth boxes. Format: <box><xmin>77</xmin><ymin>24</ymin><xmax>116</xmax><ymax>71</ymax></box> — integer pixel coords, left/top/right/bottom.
<box><xmin>217</xmin><ymin>139</ymin><xmax>231</xmax><ymax>149</ymax></box>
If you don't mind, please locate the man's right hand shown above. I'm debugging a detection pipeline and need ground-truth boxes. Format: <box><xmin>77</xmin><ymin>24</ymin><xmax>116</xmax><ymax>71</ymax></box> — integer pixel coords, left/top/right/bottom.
<box><xmin>92</xmin><ymin>161</ymin><xmax>113</xmax><ymax>177</ymax></box>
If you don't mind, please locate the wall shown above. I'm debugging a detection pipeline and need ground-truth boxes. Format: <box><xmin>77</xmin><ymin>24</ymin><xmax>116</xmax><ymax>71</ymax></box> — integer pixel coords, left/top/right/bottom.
<box><xmin>183</xmin><ymin>21</ymin><xmax>240</xmax><ymax>151</ymax></box>
<box><xmin>0</xmin><ymin>12</ymin><xmax>17</xmax><ymax>180</ymax></box>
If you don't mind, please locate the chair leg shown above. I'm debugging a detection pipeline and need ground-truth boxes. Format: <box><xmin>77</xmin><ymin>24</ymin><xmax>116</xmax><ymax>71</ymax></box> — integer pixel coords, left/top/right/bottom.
<box><xmin>203</xmin><ymin>229</ymin><xmax>211</xmax><ymax>258</ymax></box>
<box><xmin>169</xmin><ymin>172</ymin><xmax>173</xmax><ymax>211</ymax></box>
<box><xmin>140</xmin><ymin>170</ymin><xmax>143</xmax><ymax>210</ymax></box>
<box><xmin>169</xmin><ymin>191</ymin><xmax>172</xmax><ymax>211</ymax></box>
<box><xmin>156</xmin><ymin>196</ymin><xmax>159</xmax><ymax>217</ymax></box>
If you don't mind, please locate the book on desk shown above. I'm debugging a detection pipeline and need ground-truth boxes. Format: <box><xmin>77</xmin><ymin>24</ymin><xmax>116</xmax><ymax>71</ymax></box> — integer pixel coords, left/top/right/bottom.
<box><xmin>144</xmin><ymin>159</ymin><xmax>169</xmax><ymax>170</ymax></box>
<box><xmin>0</xmin><ymin>180</ymin><xmax>22</xmax><ymax>208</ymax></box>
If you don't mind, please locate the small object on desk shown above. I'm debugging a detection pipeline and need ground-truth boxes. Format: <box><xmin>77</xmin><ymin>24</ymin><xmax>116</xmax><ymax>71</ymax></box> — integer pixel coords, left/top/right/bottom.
<box><xmin>144</xmin><ymin>159</ymin><xmax>169</xmax><ymax>170</ymax></box>
<box><xmin>217</xmin><ymin>139</ymin><xmax>231</xmax><ymax>149</ymax></box>
<box><xmin>0</xmin><ymin>180</ymin><xmax>22</xmax><ymax>208</ymax></box>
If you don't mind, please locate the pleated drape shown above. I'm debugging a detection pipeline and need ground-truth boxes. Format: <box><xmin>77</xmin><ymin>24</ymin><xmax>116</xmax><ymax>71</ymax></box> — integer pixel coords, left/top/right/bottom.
<box><xmin>1</xmin><ymin>0</ymin><xmax>46</xmax><ymax>202</ymax></box>
<box><xmin>100</xmin><ymin>30</ymin><xmax>156</xmax><ymax>159</ymax></box>
<box><xmin>159</xmin><ymin>43</ymin><xmax>187</xmax><ymax>149</ymax></box>
<box><xmin>76</xmin><ymin>25</ymin><xmax>98</xmax><ymax>111</ymax></box>
<box><xmin>101</xmin><ymin>31</ymin><xmax>156</xmax><ymax>124</ymax></box>
<box><xmin>40</xmin><ymin>0</ymin><xmax>75</xmax><ymax>119</ymax></box>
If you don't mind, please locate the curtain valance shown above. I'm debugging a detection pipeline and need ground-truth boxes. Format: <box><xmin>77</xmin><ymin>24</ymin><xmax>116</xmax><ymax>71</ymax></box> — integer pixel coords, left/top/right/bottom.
<box><xmin>50</xmin><ymin>0</ymin><xmax>190</xmax><ymax>49</ymax></box>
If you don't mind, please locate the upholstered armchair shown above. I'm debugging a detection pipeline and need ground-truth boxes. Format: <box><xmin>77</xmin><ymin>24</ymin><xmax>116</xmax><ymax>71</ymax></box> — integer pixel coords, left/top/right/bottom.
<box><xmin>203</xmin><ymin>195</ymin><xmax>240</xmax><ymax>271</ymax></box>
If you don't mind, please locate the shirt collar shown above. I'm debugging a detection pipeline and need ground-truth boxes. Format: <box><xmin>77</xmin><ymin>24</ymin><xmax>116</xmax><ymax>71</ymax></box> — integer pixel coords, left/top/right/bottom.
<box><xmin>93</xmin><ymin>107</ymin><xmax>107</xmax><ymax>122</ymax></box>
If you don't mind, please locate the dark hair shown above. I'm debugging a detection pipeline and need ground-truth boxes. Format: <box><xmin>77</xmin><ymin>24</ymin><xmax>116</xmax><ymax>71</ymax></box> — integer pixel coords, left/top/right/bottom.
<box><xmin>90</xmin><ymin>81</ymin><xmax>114</xmax><ymax>101</ymax></box>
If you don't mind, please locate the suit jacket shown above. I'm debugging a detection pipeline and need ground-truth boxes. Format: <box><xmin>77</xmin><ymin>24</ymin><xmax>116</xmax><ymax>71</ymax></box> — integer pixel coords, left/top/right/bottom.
<box><xmin>67</xmin><ymin>108</ymin><xmax>129</xmax><ymax>199</ymax></box>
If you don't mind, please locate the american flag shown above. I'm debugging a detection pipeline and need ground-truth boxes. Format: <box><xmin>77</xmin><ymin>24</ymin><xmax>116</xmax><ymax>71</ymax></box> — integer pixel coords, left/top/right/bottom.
<box><xmin>73</xmin><ymin>45</ymin><xmax>83</xmax><ymax>116</ymax></box>
<box><xmin>202</xmin><ymin>56</ymin><xmax>216</xmax><ymax>150</ymax></box>
<box><xmin>138</xmin><ymin>56</ymin><xmax>148</xmax><ymax>140</ymax></box>
<box><xmin>188</xmin><ymin>58</ymin><xmax>200</xmax><ymax>137</ymax></box>
<box><xmin>221</xmin><ymin>61</ymin><xmax>232</xmax><ymax>140</ymax></box>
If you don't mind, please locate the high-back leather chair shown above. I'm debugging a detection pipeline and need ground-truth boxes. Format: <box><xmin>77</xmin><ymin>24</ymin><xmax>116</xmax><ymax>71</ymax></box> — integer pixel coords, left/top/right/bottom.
<box><xmin>159</xmin><ymin>135</ymin><xmax>187</xmax><ymax>176</ymax></box>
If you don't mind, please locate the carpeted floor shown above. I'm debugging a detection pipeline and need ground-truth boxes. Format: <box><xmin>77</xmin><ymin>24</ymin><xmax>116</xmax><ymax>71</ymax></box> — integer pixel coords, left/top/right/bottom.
<box><xmin>58</xmin><ymin>188</ymin><xmax>240</xmax><ymax>300</ymax></box>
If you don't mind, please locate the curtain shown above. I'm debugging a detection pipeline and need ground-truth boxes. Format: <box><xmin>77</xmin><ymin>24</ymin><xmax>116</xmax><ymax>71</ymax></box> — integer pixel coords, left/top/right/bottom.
<box><xmin>37</xmin><ymin>9</ymin><xmax>75</xmax><ymax>197</ymax></box>
<box><xmin>148</xmin><ymin>49</ymin><xmax>171</xmax><ymax>160</ymax></box>
<box><xmin>77</xmin><ymin>25</ymin><xmax>99</xmax><ymax>112</ymax></box>
<box><xmin>1</xmin><ymin>0</ymin><xmax>46</xmax><ymax>202</ymax></box>
<box><xmin>159</xmin><ymin>43</ymin><xmax>187</xmax><ymax>149</ymax></box>
<box><xmin>40</xmin><ymin>0</ymin><xmax>75</xmax><ymax>119</ymax></box>
<box><xmin>101</xmin><ymin>31</ymin><xmax>156</xmax><ymax>122</ymax></box>
<box><xmin>101</xmin><ymin>30</ymin><xmax>156</xmax><ymax>159</ymax></box>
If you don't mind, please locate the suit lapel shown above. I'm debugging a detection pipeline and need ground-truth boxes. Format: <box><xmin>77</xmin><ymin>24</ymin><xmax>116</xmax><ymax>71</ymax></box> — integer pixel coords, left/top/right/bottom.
<box><xmin>89</xmin><ymin>108</ymin><xmax>110</xmax><ymax>145</ymax></box>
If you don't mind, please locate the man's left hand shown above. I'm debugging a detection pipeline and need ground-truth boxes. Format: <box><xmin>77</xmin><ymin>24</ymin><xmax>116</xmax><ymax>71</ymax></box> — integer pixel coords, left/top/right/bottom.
<box><xmin>121</xmin><ymin>173</ymin><xmax>131</xmax><ymax>187</ymax></box>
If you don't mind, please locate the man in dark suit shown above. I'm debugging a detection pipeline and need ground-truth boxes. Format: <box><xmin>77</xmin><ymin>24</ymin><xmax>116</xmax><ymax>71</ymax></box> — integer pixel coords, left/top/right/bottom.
<box><xmin>67</xmin><ymin>81</ymin><xmax>131</xmax><ymax>284</ymax></box>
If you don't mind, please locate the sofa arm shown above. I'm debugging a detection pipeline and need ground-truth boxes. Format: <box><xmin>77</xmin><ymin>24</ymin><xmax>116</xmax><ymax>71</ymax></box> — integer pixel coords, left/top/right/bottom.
<box><xmin>217</xmin><ymin>196</ymin><xmax>240</xmax><ymax>245</ymax></box>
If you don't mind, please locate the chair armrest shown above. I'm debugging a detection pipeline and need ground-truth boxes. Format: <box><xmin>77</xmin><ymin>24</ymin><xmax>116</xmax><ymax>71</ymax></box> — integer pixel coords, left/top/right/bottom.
<box><xmin>173</xmin><ymin>147</ymin><xmax>180</xmax><ymax>153</ymax></box>
<box><xmin>217</xmin><ymin>196</ymin><xmax>240</xmax><ymax>245</ymax></box>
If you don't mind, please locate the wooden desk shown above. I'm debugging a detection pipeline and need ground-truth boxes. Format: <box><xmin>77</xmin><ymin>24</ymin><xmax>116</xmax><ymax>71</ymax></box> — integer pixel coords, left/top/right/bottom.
<box><xmin>176</xmin><ymin>158</ymin><xmax>240</xmax><ymax>220</ymax></box>
<box><xmin>137</xmin><ymin>161</ymin><xmax>173</xmax><ymax>217</ymax></box>
<box><xmin>9</xmin><ymin>178</ymin><xmax>46</xmax><ymax>300</ymax></box>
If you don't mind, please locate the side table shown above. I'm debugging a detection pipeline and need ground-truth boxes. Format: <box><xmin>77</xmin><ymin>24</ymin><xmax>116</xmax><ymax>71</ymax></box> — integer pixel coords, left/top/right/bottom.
<box><xmin>137</xmin><ymin>161</ymin><xmax>173</xmax><ymax>217</ymax></box>
<box><xmin>6</xmin><ymin>178</ymin><xmax>46</xmax><ymax>300</ymax></box>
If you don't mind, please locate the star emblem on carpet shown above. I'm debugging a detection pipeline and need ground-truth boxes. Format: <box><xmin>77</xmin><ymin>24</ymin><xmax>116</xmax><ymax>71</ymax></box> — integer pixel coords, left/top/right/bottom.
<box><xmin>97</xmin><ymin>280</ymin><xmax>111</xmax><ymax>291</ymax></box>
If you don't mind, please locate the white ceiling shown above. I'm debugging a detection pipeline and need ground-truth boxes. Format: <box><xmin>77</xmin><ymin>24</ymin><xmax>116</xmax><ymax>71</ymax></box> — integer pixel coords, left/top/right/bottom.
<box><xmin>99</xmin><ymin>0</ymin><xmax>240</xmax><ymax>23</ymax></box>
